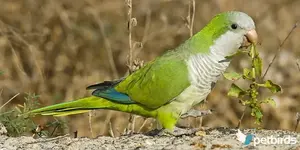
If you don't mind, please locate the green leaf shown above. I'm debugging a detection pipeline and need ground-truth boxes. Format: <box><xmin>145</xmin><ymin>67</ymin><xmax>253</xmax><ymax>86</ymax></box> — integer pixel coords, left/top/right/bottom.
<box><xmin>0</xmin><ymin>71</ymin><xmax>3</xmax><ymax>75</ymax></box>
<box><xmin>249</xmin><ymin>44</ymin><xmax>258</xmax><ymax>59</ymax></box>
<box><xmin>248</xmin><ymin>44</ymin><xmax>262</xmax><ymax>78</ymax></box>
<box><xmin>243</xmin><ymin>68</ymin><xmax>253</xmax><ymax>80</ymax></box>
<box><xmin>254</xmin><ymin>109</ymin><xmax>263</xmax><ymax>124</ymax></box>
<box><xmin>256</xmin><ymin>80</ymin><xmax>282</xmax><ymax>93</ymax></box>
<box><xmin>250</xmin><ymin>107</ymin><xmax>263</xmax><ymax>124</ymax></box>
<box><xmin>253</xmin><ymin>56</ymin><xmax>262</xmax><ymax>78</ymax></box>
<box><xmin>223</xmin><ymin>72</ymin><xmax>242</xmax><ymax>81</ymax></box>
<box><xmin>227</xmin><ymin>84</ymin><xmax>246</xmax><ymax>98</ymax></box>
<box><xmin>261</xmin><ymin>98</ymin><xmax>276</xmax><ymax>107</ymax></box>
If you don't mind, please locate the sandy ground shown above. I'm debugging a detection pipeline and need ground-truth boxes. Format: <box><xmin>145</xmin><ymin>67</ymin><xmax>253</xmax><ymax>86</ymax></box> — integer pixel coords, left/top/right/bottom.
<box><xmin>0</xmin><ymin>126</ymin><xmax>299</xmax><ymax>150</ymax></box>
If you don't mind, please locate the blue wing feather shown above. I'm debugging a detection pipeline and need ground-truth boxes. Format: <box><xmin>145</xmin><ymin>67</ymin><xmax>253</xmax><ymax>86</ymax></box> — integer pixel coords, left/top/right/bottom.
<box><xmin>87</xmin><ymin>80</ymin><xmax>135</xmax><ymax>104</ymax></box>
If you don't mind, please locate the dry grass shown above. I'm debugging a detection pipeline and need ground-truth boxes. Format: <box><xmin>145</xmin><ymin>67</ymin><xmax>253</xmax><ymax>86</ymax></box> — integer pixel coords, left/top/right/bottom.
<box><xmin>0</xmin><ymin>0</ymin><xmax>300</xmax><ymax>137</ymax></box>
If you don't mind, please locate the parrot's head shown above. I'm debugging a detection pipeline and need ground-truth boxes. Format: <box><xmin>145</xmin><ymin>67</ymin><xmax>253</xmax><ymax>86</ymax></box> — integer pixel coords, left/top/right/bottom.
<box><xmin>203</xmin><ymin>11</ymin><xmax>258</xmax><ymax>56</ymax></box>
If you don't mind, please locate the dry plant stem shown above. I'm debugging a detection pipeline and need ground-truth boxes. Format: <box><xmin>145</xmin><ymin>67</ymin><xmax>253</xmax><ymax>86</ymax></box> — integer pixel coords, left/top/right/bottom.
<box><xmin>295</xmin><ymin>61</ymin><xmax>300</xmax><ymax>131</ymax></box>
<box><xmin>96</xmin><ymin>17</ymin><xmax>119</xmax><ymax>79</ymax></box>
<box><xmin>236</xmin><ymin>107</ymin><xmax>247</xmax><ymax>128</ymax></box>
<box><xmin>8</xmin><ymin>43</ymin><xmax>30</xmax><ymax>80</ymax></box>
<box><xmin>262</xmin><ymin>21</ymin><xmax>299</xmax><ymax>79</ymax></box>
<box><xmin>0</xmin><ymin>93</ymin><xmax>20</xmax><ymax>110</ymax></box>
<box><xmin>131</xmin><ymin>115</ymin><xmax>136</xmax><ymax>132</ymax></box>
<box><xmin>88</xmin><ymin>111</ymin><xmax>94</xmax><ymax>137</ymax></box>
<box><xmin>295</xmin><ymin>112</ymin><xmax>300</xmax><ymax>131</ymax></box>
<box><xmin>103</xmin><ymin>110</ymin><xmax>114</xmax><ymax>136</ymax></box>
<box><xmin>108</xmin><ymin>121</ymin><xmax>115</xmax><ymax>137</ymax></box>
<box><xmin>137</xmin><ymin>118</ymin><xmax>151</xmax><ymax>133</ymax></box>
<box><xmin>127</xmin><ymin>0</ymin><xmax>134</xmax><ymax>73</ymax></box>
<box><xmin>188</xmin><ymin>0</ymin><xmax>195</xmax><ymax>37</ymax></box>
<box><xmin>50</xmin><ymin>124</ymin><xmax>60</xmax><ymax>137</ymax></box>
<box><xmin>296</xmin><ymin>63</ymin><xmax>300</xmax><ymax>131</ymax></box>
<box><xmin>126</xmin><ymin>0</ymin><xmax>136</xmax><ymax>133</ymax></box>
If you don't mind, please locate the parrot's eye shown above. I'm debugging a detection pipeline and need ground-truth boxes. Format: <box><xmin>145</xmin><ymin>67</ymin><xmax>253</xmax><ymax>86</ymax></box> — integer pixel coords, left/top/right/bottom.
<box><xmin>231</xmin><ymin>23</ymin><xmax>238</xmax><ymax>30</ymax></box>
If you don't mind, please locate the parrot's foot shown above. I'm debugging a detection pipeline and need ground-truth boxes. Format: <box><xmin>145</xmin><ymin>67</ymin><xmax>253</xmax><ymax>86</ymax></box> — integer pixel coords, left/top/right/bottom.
<box><xmin>145</xmin><ymin>127</ymin><xmax>199</xmax><ymax>137</ymax></box>
<box><xmin>180</xmin><ymin>109</ymin><xmax>213</xmax><ymax>119</ymax></box>
<box><xmin>167</xmin><ymin>127</ymin><xmax>199</xmax><ymax>136</ymax></box>
<box><xmin>145</xmin><ymin>128</ymin><xmax>163</xmax><ymax>136</ymax></box>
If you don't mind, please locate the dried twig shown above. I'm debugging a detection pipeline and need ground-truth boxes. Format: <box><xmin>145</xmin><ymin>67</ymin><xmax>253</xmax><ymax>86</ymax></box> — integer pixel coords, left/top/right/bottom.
<box><xmin>0</xmin><ymin>93</ymin><xmax>20</xmax><ymax>110</ymax></box>
<box><xmin>236</xmin><ymin>107</ymin><xmax>247</xmax><ymax>128</ymax></box>
<box><xmin>103</xmin><ymin>110</ymin><xmax>114</xmax><ymax>136</ymax></box>
<box><xmin>108</xmin><ymin>121</ymin><xmax>115</xmax><ymax>137</ymax></box>
<box><xmin>295</xmin><ymin>61</ymin><xmax>300</xmax><ymax>132</ymax></box>
<box><xmin>126</xmin><ymin>0</ymin><xmax>136</xmax><ymax>74</ymax></box>
<box><xmin>295</xmin><ymin>112</ymin><xmax>300</xmax><ymax>131</ymax></box>
<box><xmin>262</xmin><ymin>21</ymin><xmax>299</xmax><ymax>79</ymax></box>
<box><xmin>188</xmin><ymin>0</ymin><xmax>195</xmax><ymax>37</ymax></box>
<box><xmin>138</xmin><ymin>118</ymin><xmax>151</xmax><ymax>133</ymax></box>
<box><xmin>125</xmin><ymin>0</ymin><xmax>137</xmax><ymax>134</ymax></box>
<box><xmin>50</xmin><ymin>123</ymin><xmax>60</xmax><ymax>137</ymax></box>
<box><xmin>88</xmin><ymin>111</ymin><xmax>94</xmax><ymax>137</ymax></box>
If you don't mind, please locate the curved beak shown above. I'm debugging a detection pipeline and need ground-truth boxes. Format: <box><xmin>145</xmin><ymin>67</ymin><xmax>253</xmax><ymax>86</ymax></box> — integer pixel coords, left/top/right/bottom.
<box><xmin>241</xmin><ymin>29</ymin><xmax>258</xmax><ymax>48</ymax></box>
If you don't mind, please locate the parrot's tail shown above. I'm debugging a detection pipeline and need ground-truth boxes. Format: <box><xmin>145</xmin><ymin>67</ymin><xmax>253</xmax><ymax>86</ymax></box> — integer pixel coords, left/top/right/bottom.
<box><xmin>30</xmin><ymin>96</ymin><xmax>157</xmax><ymax>117</ymax></box>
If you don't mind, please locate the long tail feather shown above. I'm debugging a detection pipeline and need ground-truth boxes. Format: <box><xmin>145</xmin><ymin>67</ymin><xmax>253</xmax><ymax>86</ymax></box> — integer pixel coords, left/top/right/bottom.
<box><xmin>30</xmin><ymin>96</ymin><xmax>157</xmax><ymax>117</ymax></box>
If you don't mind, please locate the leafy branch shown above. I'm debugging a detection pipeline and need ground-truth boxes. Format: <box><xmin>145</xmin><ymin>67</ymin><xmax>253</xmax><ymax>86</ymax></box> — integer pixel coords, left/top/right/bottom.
<box><xmin>225</xmin><ymin>20</ymin><xmax>298</xmax><ymax>127</ymax></box>
<box><xmin>224</xmin><ymin>45</ymin><xmax>282</xmax><ymax>126</ymax></box>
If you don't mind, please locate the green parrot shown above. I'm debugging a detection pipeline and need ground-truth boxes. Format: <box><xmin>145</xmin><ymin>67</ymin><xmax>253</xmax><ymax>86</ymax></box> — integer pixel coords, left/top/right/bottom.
<box><xmin>30</xmin><ymin>11</ymin><xmax>257</xmax><ymax>133</ymax></box>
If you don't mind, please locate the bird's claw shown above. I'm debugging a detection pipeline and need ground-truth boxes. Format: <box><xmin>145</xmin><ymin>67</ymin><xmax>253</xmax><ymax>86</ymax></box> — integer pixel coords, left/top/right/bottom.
<box><xmin>180</xmin><ymin>109</ymin><xmax>213</xmax><ymax>119</ymax></box>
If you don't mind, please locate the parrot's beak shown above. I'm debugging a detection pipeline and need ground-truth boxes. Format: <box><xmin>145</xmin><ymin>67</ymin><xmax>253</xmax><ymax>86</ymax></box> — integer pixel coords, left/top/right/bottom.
<box><xmin>240</xmin><ymin>29</ymin><xmax>258</xmax><ymax>48</ymax></box>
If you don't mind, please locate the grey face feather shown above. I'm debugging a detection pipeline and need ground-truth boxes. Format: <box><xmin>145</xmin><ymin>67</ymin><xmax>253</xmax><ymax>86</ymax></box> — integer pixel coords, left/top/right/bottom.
<box><xmin>227</xmin><ymin>11</ymin><xmax>255</xmax><ymax>31</ymax></box>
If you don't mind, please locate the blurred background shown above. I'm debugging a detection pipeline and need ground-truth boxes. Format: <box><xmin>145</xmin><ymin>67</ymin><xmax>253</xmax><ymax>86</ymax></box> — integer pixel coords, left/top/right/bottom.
<box><xmin>0</xmin><ymin>0</ymin><xmax>299</xmax><ymax>137</ymax></box>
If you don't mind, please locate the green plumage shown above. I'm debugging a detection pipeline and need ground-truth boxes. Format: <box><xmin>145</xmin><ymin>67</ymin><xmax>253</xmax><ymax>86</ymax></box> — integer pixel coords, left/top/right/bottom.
<box><xmin>115</xmin><ymin>52</ymin><xmax>190</xmax><ymax>109</ymax></box>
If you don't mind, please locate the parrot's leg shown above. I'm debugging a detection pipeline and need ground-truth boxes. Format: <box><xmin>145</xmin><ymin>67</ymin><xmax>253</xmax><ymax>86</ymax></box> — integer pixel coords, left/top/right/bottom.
<box><xmin>180</xmin><ymin>109</ymin><xmax>213</xmax><ymax>119</ymax></box>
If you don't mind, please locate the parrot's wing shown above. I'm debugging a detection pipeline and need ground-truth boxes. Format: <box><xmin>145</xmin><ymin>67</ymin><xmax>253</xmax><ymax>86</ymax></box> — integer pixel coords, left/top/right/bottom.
<box><xmin>115</xmin><ymin>52</ymin><xmax>190</xmax><ymax>109</ymax></box>
<box><xmin>87</xmin><ymin>52</ymin><xmax>190</xmax><ymax>109</ymax></box>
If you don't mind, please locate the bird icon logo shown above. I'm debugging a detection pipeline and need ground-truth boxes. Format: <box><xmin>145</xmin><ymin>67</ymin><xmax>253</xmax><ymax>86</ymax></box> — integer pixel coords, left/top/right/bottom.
<box><xmin>236</xmin><ymin>129</ymin><xmax>254</xmax><ymax>145</ymax></box>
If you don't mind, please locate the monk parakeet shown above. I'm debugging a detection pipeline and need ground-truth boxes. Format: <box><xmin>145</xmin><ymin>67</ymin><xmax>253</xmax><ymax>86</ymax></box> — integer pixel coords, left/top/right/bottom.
<box><xmin>30</xmin><ymin>11</ymin><xmax>257</xmax><ymax>132</ymax></box>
